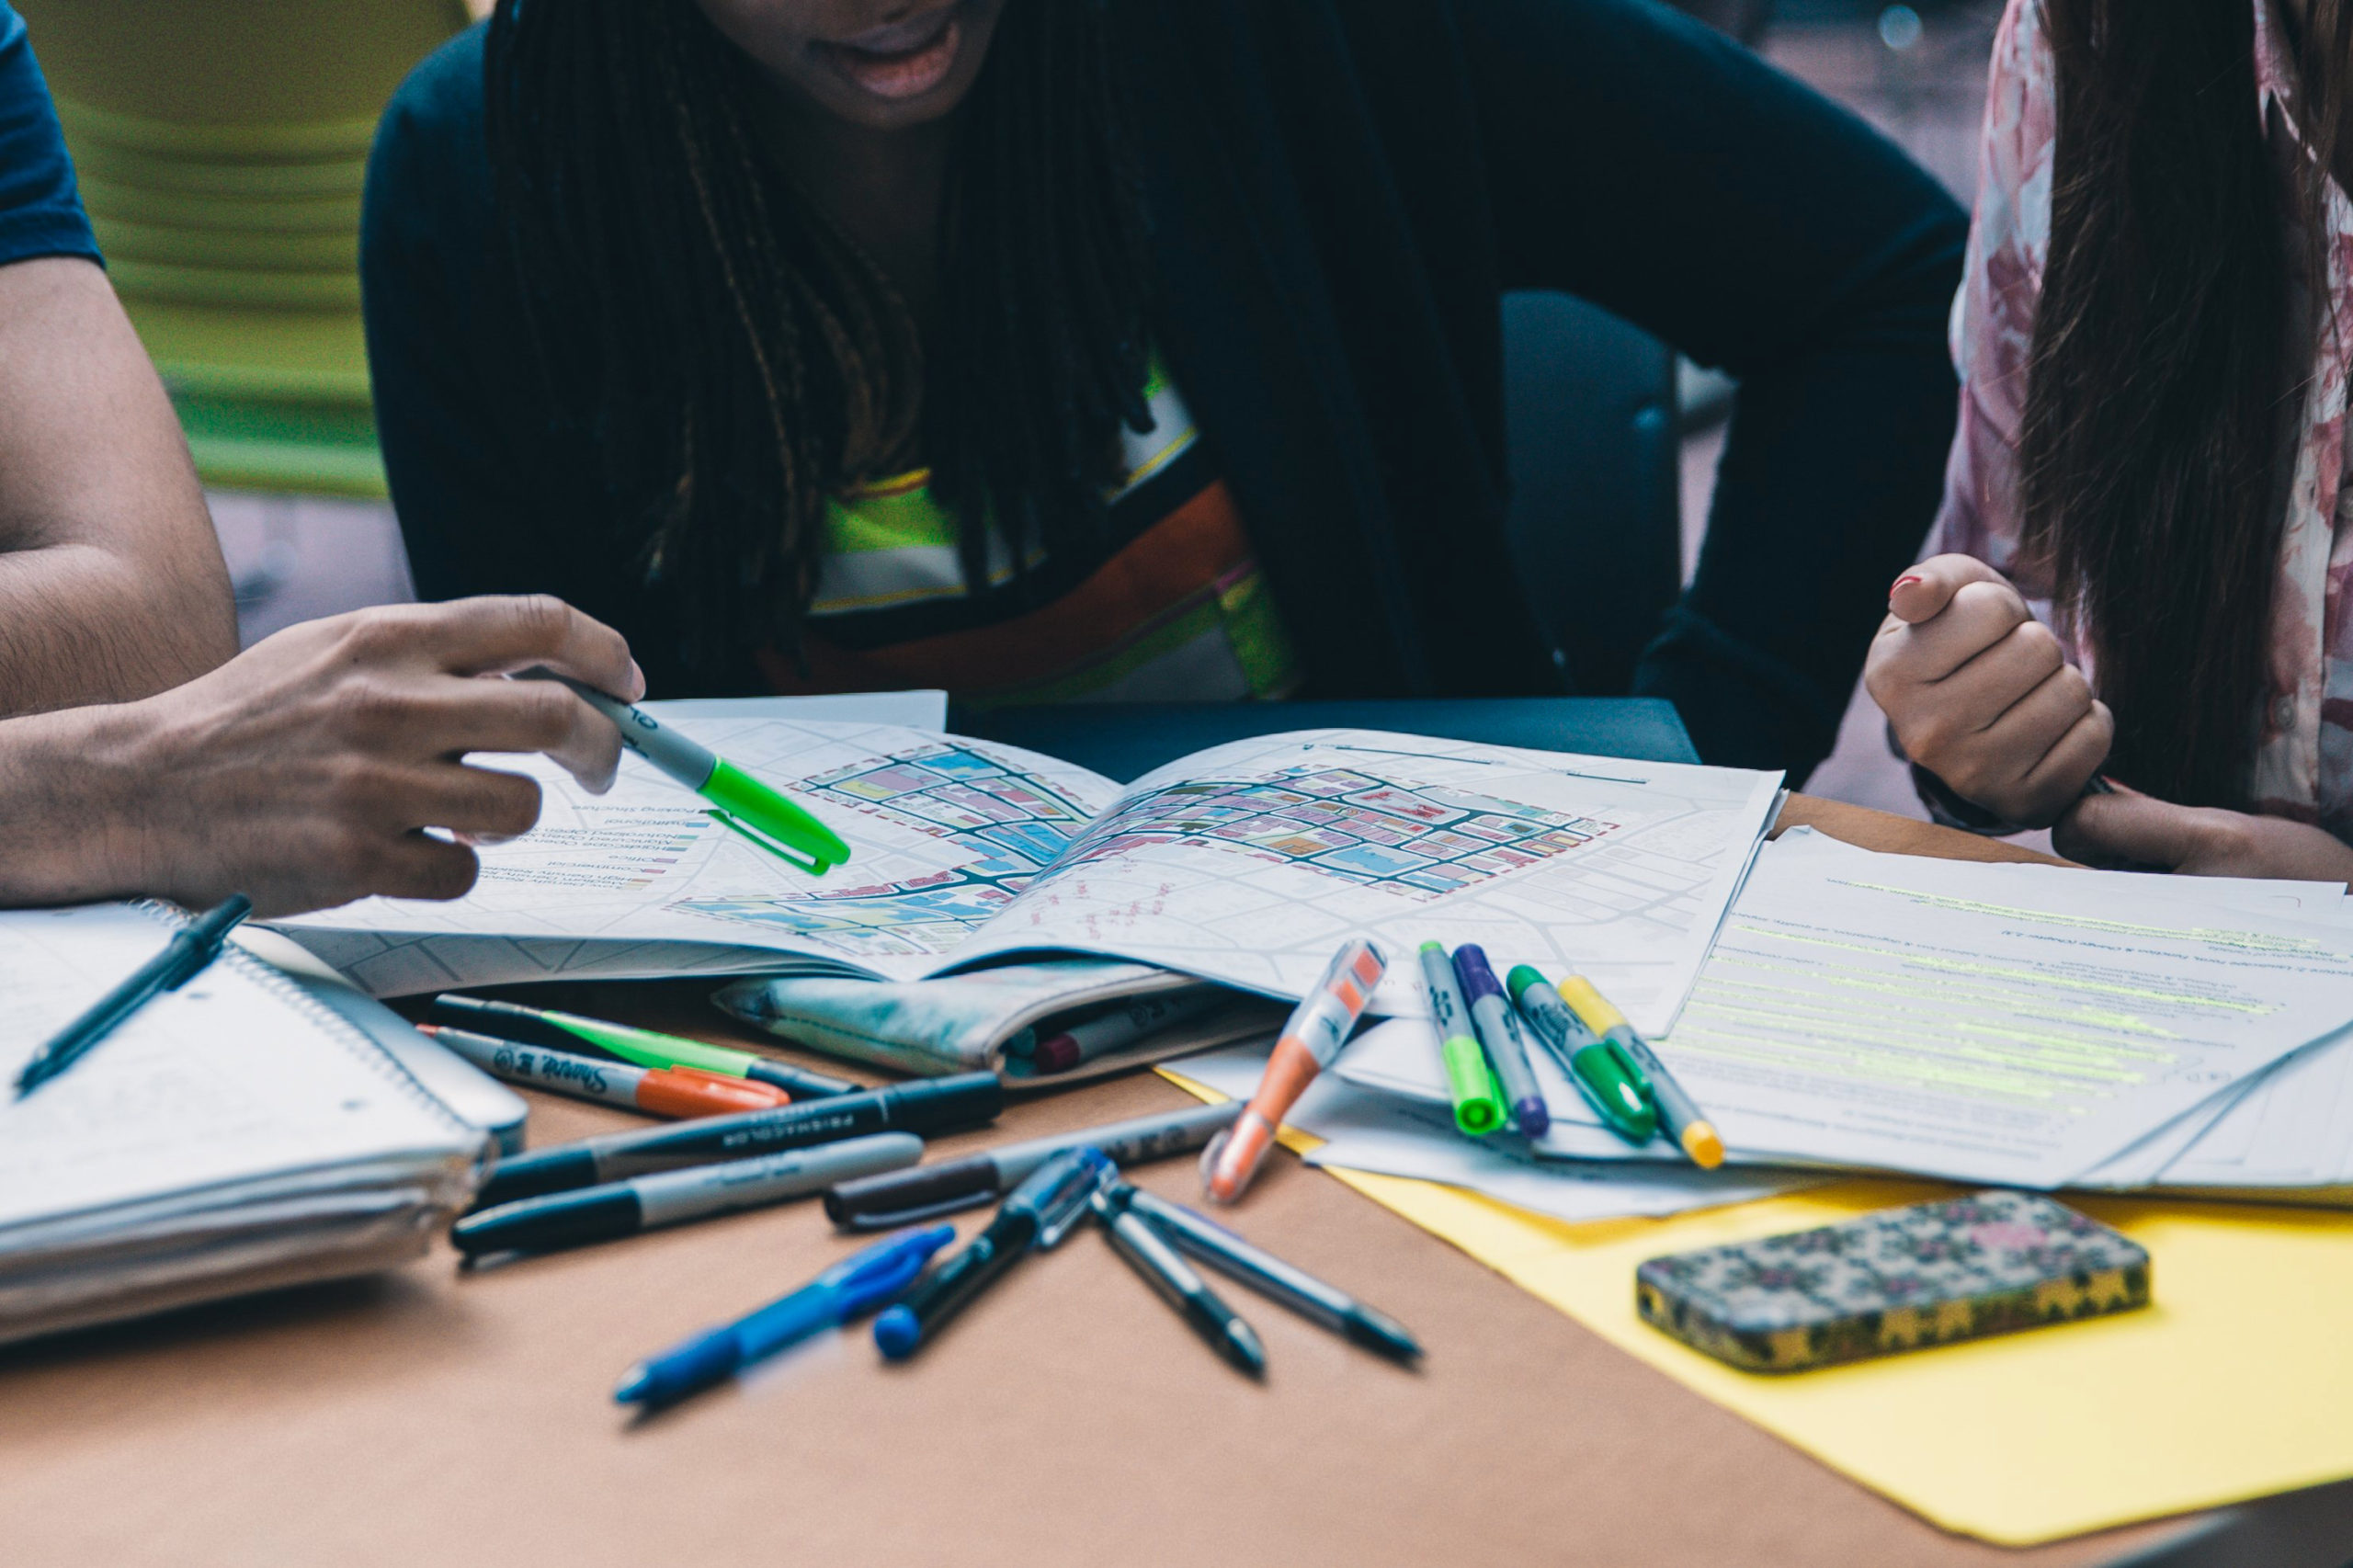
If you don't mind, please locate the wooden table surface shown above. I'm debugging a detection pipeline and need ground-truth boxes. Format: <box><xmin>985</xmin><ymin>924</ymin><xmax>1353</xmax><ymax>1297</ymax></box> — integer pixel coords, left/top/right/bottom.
<box><xmin>1</xmin><ymin>799</ymin><xmax>2309</xmax><ymax>1567</ymax></box>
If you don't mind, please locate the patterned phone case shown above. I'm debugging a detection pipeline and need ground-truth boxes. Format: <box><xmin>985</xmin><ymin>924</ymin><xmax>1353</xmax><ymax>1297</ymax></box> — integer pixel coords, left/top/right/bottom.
<box><xmin>1634</xmin><ymin>1190</ymin><xmax>2151</xmax><ymax>1373</ymax></box>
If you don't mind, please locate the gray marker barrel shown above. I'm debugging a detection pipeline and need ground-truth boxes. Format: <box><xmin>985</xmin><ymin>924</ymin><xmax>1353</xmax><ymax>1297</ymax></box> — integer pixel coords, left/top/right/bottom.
<box><xmin>453</xmin><ymin>1134</ymin><xmax>923</xmax><ymax>1256</ymax></box>
<box><xmin>428</xmin><ymin>1024</ymin><xmax>642</xmax><ymax>1110</ymax></box>
<box><xmin>996</xmin><ymin>1101</ymin><xmax>1242</xmax><ymax>1185</ymax></box>
<box><xmin>631</xmin><ymin>1133</ymin><xmax>922</xmax><ymax>1228</ymax></box>
<box><xmin>1507</xmin><ymin>974</ymin><xmax>1596</xmax><ymax>1068</ymax></box>
<box><xmin>823</xmin><ymin>1101</ymin><xmax>1240</xmax><ymax>1230</ymax></box>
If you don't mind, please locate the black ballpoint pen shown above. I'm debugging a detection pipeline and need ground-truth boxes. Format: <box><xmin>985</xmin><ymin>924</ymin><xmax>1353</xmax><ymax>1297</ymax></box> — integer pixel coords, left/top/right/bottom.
<box><xmin>1111</xmin><ymin>1183</ymin><xmax>1421</xmax><ymax>1363</ymax></box>
<box><xmin>1091</xmin><ymin>1183</ymin><xmax>1265</xmax><ymax>1378</ymax></box>
<box><xmin>14</xmin><ymin>895</ymin><xmax>252</xmax><ymax>1098</ymax></box>
<box><xmin>871</xmin><ymin>1146</ymin><xmax>1111</xmax><ymax>1358</ymax></box>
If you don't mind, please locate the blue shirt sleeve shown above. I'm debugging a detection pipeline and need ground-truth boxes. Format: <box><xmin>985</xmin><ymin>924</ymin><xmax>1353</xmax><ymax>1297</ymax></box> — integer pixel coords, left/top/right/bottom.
<box><xmin>0</xmin><ymin>2</ymin><xmax>97</xmax><ymax>268</ymax></box>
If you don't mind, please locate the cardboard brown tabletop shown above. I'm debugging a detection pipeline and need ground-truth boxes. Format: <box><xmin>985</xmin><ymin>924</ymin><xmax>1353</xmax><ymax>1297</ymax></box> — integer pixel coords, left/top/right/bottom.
<box><xmin>0</xmin><ymin>799</ymin><xmax>2300</xmax><ymax>1567</ymax></box>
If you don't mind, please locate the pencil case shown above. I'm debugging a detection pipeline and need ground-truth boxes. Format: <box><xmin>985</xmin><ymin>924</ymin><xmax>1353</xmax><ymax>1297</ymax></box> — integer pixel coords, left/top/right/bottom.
<box><xmin>1634</xmin><ymin>1190</ymin><xmax>2150</xmax><ymax>1373</ymax></box>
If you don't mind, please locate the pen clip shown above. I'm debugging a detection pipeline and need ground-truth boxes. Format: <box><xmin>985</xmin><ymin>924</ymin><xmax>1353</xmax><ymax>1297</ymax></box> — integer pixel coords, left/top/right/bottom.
<box><xmin>706</xmin><ymin>808</ymin><xmax>831</xmax><ymax>875</ymax></box>
<box><xmin>1034</xmin><ymin>1169</ymin><xmax>1114</xmax><ymax>1250</ymax></box>
<box><xmin>1017</xmin><ymin>1148</ymin><xmax>1117</xmax><ymax>1250</ymax></box>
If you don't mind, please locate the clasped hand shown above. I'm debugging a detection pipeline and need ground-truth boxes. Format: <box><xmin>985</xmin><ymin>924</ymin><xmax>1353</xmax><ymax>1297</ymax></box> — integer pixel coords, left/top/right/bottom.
<box><xmin>1866</xmin><ymin>555</ymin><xmax>2353</xmax><ymax>880</ymax></box>
<box><xmin>1863</xmin><ymin>553</ymin><xmax>2110</xmax><ymax>828</ymax></box>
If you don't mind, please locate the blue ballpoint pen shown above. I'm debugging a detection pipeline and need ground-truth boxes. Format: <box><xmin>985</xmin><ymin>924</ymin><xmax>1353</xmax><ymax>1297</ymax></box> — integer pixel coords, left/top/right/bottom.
<box><xmin>614</xmin><ymin>1224</ymin><xmax>954</xmax><ymax>1407</ymax></box>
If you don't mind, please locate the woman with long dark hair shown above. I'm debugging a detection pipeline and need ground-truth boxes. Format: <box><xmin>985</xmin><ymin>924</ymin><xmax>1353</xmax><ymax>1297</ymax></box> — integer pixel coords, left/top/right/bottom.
<box><xmin>362</xmin><ymin>0</ymin><xmax>1966</xmax><ymax>778</ymax></box>
<box><xmin>1870</xmin><ymin>0</ymin><xmax>2353</xmax><ymax>874</ymax></box>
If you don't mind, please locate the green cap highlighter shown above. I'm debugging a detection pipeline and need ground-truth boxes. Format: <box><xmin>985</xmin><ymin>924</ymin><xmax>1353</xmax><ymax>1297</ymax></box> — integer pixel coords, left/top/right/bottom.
<box><xmin>533</xmin><ymin>673</ymin><xmax>851</xmax><ymax>874</ymax></box>
<box><xmin>1416</xmin><ymin>941</ymin><xmax>1506</xmax><ymax>1135</ymax></box>
<box><xmin>1506</xmin><ymin>964</ymin><xmax>1656</xmax><ymax>1145</ymax></box>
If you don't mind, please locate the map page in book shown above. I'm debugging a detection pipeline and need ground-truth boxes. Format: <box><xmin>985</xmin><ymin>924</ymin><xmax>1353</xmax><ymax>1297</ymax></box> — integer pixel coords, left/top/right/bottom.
<box><xmin>281</xmin><ymin>722</ymin><xmax>1779</xmax><ymax>1034</ymax></box>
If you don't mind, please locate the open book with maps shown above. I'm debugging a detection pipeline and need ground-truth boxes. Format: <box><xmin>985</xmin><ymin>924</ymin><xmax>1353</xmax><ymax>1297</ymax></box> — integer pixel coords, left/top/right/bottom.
<box><xmin>281</xmin><ymin>716</ymin><xmax>1782</xmax><ymax>1035</ymax></box>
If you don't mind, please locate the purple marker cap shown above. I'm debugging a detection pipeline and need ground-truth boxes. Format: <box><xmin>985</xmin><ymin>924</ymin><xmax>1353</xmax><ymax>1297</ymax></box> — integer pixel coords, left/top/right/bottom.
<box><xmin>1450</xmin><ymin>944</ymin><xmax>1505</xmax><ymax>1002</ymax></box>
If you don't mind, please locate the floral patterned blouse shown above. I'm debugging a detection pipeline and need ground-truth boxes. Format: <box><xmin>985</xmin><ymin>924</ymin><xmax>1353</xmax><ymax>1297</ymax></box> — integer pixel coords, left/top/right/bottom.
<box><xmin>1939</xmin><ymin>0</ymin><xmax>2353</xmax><ymax>835</ymax></box>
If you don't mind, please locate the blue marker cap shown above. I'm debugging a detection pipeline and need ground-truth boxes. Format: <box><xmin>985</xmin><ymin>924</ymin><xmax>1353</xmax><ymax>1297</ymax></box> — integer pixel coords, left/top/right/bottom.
<box><xmin>873</xmin><ymin>1303</ymin><xmax>921</xmax><ymax>1359</ymax></box>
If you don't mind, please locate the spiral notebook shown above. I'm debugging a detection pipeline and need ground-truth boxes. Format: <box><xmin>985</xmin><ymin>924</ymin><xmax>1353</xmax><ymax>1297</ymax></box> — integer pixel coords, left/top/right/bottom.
<box><xmin>0</xmin><ymin>903</ymin><xmax>490</xmax><ymax>1346</ymax></box>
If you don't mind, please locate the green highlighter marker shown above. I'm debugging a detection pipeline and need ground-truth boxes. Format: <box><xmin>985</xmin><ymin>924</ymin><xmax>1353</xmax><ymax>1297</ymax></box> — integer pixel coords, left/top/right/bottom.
<box><xmin>428</xmin><ymin>994</ymin><xmax>858</xmax><ymax>1100</ymax></box>
<box><xmin>1506</xmin><ymin>964</ymin><xmax>1656</xmax><ymax>1145</ymax></box>
<box><xmin>531</xmin><ymin>673</ymin><xmax>851</xmax><ymax>874</ymax></box>
<box><xmin>1417</xmin><ymin>942</ymin><xmax>1506</xmax><ymax>1135</ymax></box>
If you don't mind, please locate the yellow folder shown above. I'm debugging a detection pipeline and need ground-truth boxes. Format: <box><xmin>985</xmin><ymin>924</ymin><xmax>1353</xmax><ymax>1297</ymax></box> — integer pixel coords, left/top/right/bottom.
<box><xmin>1163</xmin><ymin>1069</ymin><xmax>2353</xmax><ymax>1546</ymax></box>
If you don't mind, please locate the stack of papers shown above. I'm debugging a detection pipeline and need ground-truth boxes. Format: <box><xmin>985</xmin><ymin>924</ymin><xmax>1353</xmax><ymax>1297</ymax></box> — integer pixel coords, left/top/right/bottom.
<box><xmin>0</xmin><ymin>905</ymin><xmax>488</xmax><ymax>1345</ymax></box>
<box><xmin>1289</xmin><ymin>829</ymin><xmax>2353</xmax><ymax>1209</ymax></box>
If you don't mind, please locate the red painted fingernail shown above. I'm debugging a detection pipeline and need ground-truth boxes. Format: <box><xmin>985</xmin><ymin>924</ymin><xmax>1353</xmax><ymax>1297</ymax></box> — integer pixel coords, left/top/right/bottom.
<box><xmin>1892</xmin><ymin>574</ymin><xmax>1922</xmax><ymax>593</ymax></box>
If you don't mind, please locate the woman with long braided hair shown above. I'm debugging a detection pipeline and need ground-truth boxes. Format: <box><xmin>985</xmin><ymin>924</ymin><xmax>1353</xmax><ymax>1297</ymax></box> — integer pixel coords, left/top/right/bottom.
<box><xmin>479</xmin><ymin>0</ymin><xmax>1160</xmax><ymax>680</ymax></box>
<box><xmin>364</xmin><ymin>0</ymin><xmax>1966</xmax><ymax>776</ymax></box>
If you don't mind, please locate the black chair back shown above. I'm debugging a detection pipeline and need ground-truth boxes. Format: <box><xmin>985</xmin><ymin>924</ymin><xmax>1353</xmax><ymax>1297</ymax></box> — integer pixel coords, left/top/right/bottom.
<box><xmin>1499</xmin><ymin>290</ymin><xmax>1682</xmax><ymax>698</ymax></box>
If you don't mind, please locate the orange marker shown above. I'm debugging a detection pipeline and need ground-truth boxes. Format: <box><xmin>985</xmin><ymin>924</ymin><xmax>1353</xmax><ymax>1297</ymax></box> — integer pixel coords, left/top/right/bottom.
<box><xmin>419</xmin><ymin>1024</ymin><xmax>789</xmax><ymax>1118</ymax></box>
<box><xmin>1200</xmin><ymin>938</ymin><xmax>1388</xmax><ymax>1204</ymax></box>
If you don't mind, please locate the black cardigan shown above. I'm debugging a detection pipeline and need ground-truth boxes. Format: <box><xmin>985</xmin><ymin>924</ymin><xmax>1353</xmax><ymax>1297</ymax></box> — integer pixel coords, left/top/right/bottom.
<box><xmin>360</xmin><ymin>0</ymin><xmax>1964</xmax><ymax>779</ymax></box>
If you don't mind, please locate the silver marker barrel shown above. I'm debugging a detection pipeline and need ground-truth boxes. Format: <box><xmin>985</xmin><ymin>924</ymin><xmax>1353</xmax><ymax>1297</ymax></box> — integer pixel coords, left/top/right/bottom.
<box><xmin>425</xmin><ymin>1023</ymin><xmax>643</xmax><ymax>1110</ymax></box>
<box><xmin>520</xmin><ymin>669</ymin><xmax>719</xmax><ymax>790</ymax></box>
<box><xmin>453</xmin><ymin>1133</ymin><xmax>921</xmax><ymax>1256</ymax></box>
<box><xmin>632</xmin><ymin>1133</ymin><xmax>921</xmax><ymax>1227</ymax></box>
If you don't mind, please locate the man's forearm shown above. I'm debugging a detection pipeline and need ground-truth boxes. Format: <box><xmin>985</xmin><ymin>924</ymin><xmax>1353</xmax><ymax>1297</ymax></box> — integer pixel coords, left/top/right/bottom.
<box><xmin>0</xmin><ymin>703</ymin><xmax>145</xmax><ymax>906</ymax></box>
<box><xmin>0</xmin><ymin>540</ymin><xmax>235</xmax><ymax>715</ymax></box>
<box><xmin>0</xmin><ymin>257</ymin><xmax>238</xmax><ymax>716</ymax></box>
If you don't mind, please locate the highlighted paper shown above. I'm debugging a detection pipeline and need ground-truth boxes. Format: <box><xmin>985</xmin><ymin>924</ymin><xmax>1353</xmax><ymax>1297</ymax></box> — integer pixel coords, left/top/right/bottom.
<box><xmin>1162</xmin><ymin>1068</ymin><xmax>2353</xmax><ymax>1545</ymax></box>
<box><xmin>1658</xmin><ymin>839</ymin><xmax>2353</xmax><ymax>1186</ymax></box>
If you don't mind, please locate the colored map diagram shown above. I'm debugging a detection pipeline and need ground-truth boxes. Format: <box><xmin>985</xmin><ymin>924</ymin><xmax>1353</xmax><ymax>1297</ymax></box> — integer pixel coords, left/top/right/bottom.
<box><xmin>676</xmin><ymin>753</ymin><xmax>1621</xmax><ymax>957</ymax></box>
<box><xmin>943</xmin><ymin>734</ymin><xmax>1786</xmax><ymax>1033</ymax></box>
<box><xmin>1057</xmin><ymin>765</ymin><xmax>1618</xmax><ymax>900</ymax></box>
<box><xmin>674</xmin><ymin>742</ymin><xmax>1102</xmax><ymax>957</ymax></box>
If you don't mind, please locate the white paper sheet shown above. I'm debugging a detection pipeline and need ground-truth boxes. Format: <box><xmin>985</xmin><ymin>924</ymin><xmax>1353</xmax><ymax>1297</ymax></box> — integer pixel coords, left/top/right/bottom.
<box><xmin>1647</xmin><ymin>839</ymin><xmax>2353</xmax><ymax>1186</ymax></box>
<box><xmin>1760</xmin><ymin>832</ymin><xmax>2353</xmax><ymax>1194</ymax></box>
<box><xmin>2141</xmin><ymin>1021</ymin><xmax>2353</xmax><ymax>1192</ymax></box>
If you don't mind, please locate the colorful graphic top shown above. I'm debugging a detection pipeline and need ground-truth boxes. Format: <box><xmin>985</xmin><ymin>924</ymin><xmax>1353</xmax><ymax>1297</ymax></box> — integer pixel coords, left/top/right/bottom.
<box><xmin>1940</xmin><ymin>0</ymin><xmax>2353</xmax><ymax>834</ymax></box>
<box><xmin>756</xmin><ymin>370</ymin><xmax>1300</xmax><ymax>710</ymax></box>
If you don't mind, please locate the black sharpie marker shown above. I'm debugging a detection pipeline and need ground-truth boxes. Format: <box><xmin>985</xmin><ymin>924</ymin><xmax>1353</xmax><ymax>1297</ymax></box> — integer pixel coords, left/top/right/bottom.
<box><xmin>472</xmin><ymin>1072</ymin><xmax>1001</xmax><ymax>1210</ymax></box>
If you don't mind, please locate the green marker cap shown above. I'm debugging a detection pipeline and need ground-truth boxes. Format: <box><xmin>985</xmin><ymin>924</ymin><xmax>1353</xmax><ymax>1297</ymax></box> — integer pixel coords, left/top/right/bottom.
<box><xmin>1419</xmin><ymin>939</ymin><xmax>1506</xmax><ymax>1135</ymax></box>
<box><xmin>700</xmin><ymin>760</ymin><xmax>851</xmax><ymax>874</ymax></box>
<box><xmin>552</xmin><ymin>1013</ymin><xmax>760</xmax><ymax>1078</ymax></box>
<box><xmin>1504</xmin><ymin>963</ymin><xmax>1547</xmax><ymax>1005</ymax></box>
<box><xmin>1568</xmin><ymin>1040</ymin><xmax>1658</xmax><ymax>1143</ymax></box>
<box><xmin>542</xmin><ymin>1009</ymin><xmax>858</xmax><ymax>1099</ymax></box>
<box><xmin>1440</xmin><ymin>1036</ymin><xmax>1506</xmax><ymax>1136</ymax></box>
